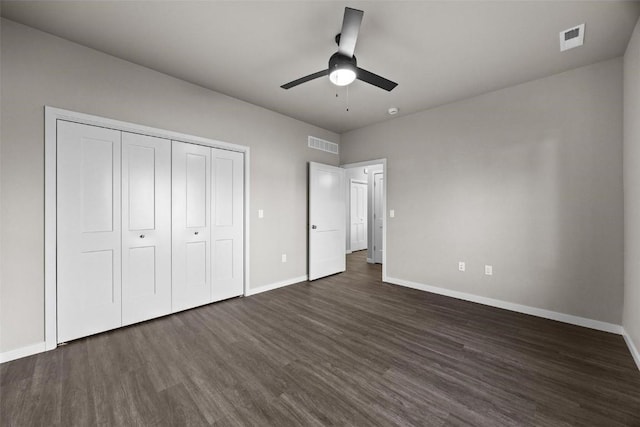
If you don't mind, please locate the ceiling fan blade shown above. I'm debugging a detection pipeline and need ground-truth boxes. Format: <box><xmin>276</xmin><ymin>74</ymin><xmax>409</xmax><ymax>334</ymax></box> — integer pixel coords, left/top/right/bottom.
<box><xmin>338</xmin><ymin>7</ymin><xmax>364</xmax><ymax>58</ymax></box>
<box><xmin>281</xmin><ymin>70</ymin><xmax>329</xmax><ymax>89</ymax></box>
<box><xmin>356</xmin><ymin>67</ymin><xmax>398</xmax><ymax>91</ymax></box>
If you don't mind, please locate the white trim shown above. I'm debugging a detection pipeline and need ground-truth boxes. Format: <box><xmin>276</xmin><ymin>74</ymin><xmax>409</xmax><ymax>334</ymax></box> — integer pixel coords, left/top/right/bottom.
<box><xmin>340</xmin><ymin>159</ymin><xmax>386</xmax><ymax>169</ymax></box>
<box><xmin>243</xmin><ymin>148</ymin><xmax>251</xmax><ymax>297</ymax></box>
<box><xmin>385</xmin><ymin>276</ymin><xmax>623</xmax><ymax>334</ymax></box>
<box><xmin>623</xmin><ymin>329</ymin><xmax>640</xmax><ymax>371</ymax></box>
<box><xmin>372</xmin><ymin>171</ymin><xmax>384</xmax><ymax>266</ymax></box>
<box><xmin>0</xmin><ymin>342</ymin><xmax>47</xmax><ymax>364</ymax></box>
<box><xmin>367</xmin><ymin>257</ymin><xmax>374</xmax><ymax>263</ymax></box>
<box><xmin>245</xmin><ymin>275</ymin><xmax>308</xmax><ymax>296</ymax></box>
<box><xmin>44</xmin><ymin>106</ymin><xmax>251</xmax><ymax>351</ymax></box>
<box><xmin>346</xmin><ymin>250</ymin><xmax>353</xmax><ymax>254</ymax></box>
<box><xmin>45</xmin><ymin>107</ymin><xmax>248</xmax><ymax>152</ymax></box>
<box><xmin>350</xmin><ymin>179</ymin><xmax>367</xmax><ymax>185</ymax></box>
<box><xmin>44</xmin><ymin>109</ymin><xmax>58</xmax><ymax>351</ymax></box>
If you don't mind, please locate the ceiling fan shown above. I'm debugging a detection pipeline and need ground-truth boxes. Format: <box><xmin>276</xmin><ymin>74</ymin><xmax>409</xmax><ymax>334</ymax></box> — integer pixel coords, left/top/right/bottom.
<box><xmin>281</xmin><ymin>7</ymin><xmax>398</xmax><ymax>92</ymax></box>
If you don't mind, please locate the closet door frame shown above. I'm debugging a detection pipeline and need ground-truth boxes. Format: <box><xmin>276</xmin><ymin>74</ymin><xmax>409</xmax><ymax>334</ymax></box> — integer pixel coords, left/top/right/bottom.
<box><xmin>44</xmin><ymin>106</ymin><xmax>250</xmax><ymax>351</ymax></box>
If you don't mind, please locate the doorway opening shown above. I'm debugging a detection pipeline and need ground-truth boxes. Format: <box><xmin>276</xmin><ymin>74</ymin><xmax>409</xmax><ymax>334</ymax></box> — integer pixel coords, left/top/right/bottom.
<box><xmin>341</xmin><ymin>159</ymin><xmax>387</xmax><ymax>280</ymax></box>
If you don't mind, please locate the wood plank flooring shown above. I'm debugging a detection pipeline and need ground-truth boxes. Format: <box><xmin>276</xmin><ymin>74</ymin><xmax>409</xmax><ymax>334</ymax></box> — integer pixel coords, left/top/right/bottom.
<box><xmin>2</xmin><ymin>250</ymin><xmax>640</xmax><ymax>426</ymax></box>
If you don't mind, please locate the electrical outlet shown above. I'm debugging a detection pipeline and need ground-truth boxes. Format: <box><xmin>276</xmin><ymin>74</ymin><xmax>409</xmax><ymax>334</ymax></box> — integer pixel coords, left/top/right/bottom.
<box><xmin>281</xmin><ymin>254</ymin><xmax>287</xmax><ymax>263</ymax></box>
<box><xmin>458</xmin><ymin>262</ymin><xmax>465</xmax><ymax>272</ymax></box>
<box><xmin>485</xmin><ymin>265</ymin><xmax>493</xmax><ymax>276</ymax></box>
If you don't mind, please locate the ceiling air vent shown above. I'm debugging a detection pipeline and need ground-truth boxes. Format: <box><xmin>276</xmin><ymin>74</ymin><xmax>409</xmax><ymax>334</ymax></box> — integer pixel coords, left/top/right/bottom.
<box><xmin>308</xmin><ymin>136</ymin><xmax>339</xmax><ymax>155</ymax></box>
<box><xmin>560</xmin><ymin>24</ymin><xmax>585</xmax><ymax>52</ymax></box>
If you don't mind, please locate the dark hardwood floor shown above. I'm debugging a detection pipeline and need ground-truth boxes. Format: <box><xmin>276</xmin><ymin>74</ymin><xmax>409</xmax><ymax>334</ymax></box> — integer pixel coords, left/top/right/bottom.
<box><xmin>2</xmin><ymin>250</ymin><xmax>640</xmax><ymax>426</ymax></box>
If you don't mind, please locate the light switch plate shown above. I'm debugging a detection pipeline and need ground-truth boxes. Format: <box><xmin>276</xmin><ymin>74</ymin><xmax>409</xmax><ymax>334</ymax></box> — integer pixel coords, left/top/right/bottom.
<box><xmin>281</xmin><ymin>254</ymin><xmax>287</xmax><ymax>263</ymax></box>
<box><xmin>258</xmin><ymin>209</ymin><xmax>264</xmax><ymax>218</ymax></box>
<box><xmin>485</xmin><ymin>265</ymin><xmax>493</xmax><ymax>276</ymax></box>
<box><xmin>390</xmin><ymin>209</ymin><xmax>395</xmax><ymax>218</ymax></box>
<box><xmin>458</xmin><ymin>262</ymin><xmax>465</xmax><ymax>272</ymax></box>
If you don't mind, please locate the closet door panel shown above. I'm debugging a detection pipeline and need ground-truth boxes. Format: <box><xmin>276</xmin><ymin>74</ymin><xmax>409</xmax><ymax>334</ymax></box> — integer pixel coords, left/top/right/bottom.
<box><xmin>121</xmin><ymin>132</ymin><xmax>172</xmax><ymax>325</ymax></box>
<box><xmin>127</xmin><ymin>145</ymin><xmax>156</xmax><ymax>229</ymax></box>
<box><xmin>127</xmin><ymin>246</ymin><xmax>156</xmax><ymax>298</ymax></box>
<box><xmin>186</xmin><ymin>153</ymin><xmax>207</xmax><ymax>228</ymax></box>
<box><xmin>57</xmin><ymin>121</ymin><xmax>122</xmax><ymax>343</ymax></box>
<box><xmin>186</xmin><ymin>241</ymin><xmax>208</xmax><ymax>286</ymax></box>
<box><xmin>172</xmin><ymin>141</ymin><xmax>212</xmax><ymax>311</ymax></box>
<box><xmin>211</xmin><ymin>149</ymin><xmax>244</xmax><ymax>301</ymax></box>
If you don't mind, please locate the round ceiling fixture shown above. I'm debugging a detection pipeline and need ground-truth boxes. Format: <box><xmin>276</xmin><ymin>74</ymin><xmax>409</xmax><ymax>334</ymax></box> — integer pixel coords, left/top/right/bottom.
<box><xmin>388</xmin><ymin>107</ymin><xmax>399</xmax><ymax>115</ymax></box>
<box><xmin>328</xmin><ymin>53</ymin><xmax>357</xmax><ymax>86</ymax></box>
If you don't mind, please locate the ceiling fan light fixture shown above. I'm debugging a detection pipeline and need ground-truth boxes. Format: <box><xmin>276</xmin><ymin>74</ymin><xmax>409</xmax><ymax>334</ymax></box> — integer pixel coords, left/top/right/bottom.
<box><xmin>328</xmin><ymin>52</ymin><xmax>357</xmax><ymax>86</ymax></box>
<box><xmin>280</xmin><ymin>8</ymin><xmax>397</xmax><ymax>92</ymax></box>
<box><xmin>329</xmin><ymin>67</ymin><xmax>357</xmax><ymax>86</ymax></box>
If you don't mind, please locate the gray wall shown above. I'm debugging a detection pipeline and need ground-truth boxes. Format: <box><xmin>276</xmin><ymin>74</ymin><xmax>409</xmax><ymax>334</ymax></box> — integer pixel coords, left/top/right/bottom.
<box><xmin>0</xmin><ymin>19</ymin><xmax>339</xmax><ymax>353</ymax></box>
<box><xmin>341</xmin><ymin>58</ymin><xmax>624</xmax><ymax>324</ymax></box>
<box><xmin>624</xmin><ymin>17</ymin><xmax>640</xmax><ymax>354</ymax></box>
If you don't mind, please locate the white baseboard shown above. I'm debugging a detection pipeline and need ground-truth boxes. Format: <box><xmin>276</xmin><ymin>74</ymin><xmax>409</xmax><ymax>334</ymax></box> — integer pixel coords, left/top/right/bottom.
<box><xmin>367</xmin><ymin>258</ymin><xmax>374</xmax><ymax>263</ymax></box>
<box><xmin>346</xmin><ymin>250</ymin><xmax>353</xmax><ymax>254</ymax></box>
<box><xmin>245</xmin><ymin>275</ymin><xmax>308</xmax><ymax>296</ymax></box>
<box><xmin>385</xmin><ymin>276</ymin><xmax>622</xmax><ymax>334</ymax></box>
<box><xmin>623</xmin><ymin>329</ymin><xmax>640</xmax><ymax>371</ymax></box>
<box><xmin>0</xmin><ymin>341</ymin><xmax>47</xmax><ymax>364</ymax></box>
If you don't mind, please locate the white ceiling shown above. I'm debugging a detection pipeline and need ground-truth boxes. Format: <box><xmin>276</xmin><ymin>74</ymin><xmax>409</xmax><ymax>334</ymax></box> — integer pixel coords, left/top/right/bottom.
<box><xmin>2</xmin><ymin>1</ymin><xmax>639</xmax><ymax>133</ymax></box>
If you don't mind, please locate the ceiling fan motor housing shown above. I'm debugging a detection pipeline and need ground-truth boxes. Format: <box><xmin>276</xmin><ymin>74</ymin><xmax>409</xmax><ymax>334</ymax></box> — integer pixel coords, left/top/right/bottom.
<box><xmin>329</xmin><ymin>52</ymin><xmax>357</xmax><ymax>74</ymax></box>
<box><xmin>328</xmin><ymin>52</ymin><xmax>358</xmax><ymax>86</ymax></box>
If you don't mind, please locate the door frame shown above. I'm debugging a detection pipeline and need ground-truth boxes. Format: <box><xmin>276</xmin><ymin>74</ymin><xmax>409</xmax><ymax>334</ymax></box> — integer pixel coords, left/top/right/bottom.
<box><xmin>44</xmin><ymin>106</ymin><xmax>251</xmax><ymax>350</ymax></box>
<box><xmin>340</xmin><ymin>159</ymin><xmax>387</xmax><ymax>281</ymax></box>
<box><xmin>372</xmin><ymin>172</ymin><xmax>384</xmax><ymax>264</ymax></box>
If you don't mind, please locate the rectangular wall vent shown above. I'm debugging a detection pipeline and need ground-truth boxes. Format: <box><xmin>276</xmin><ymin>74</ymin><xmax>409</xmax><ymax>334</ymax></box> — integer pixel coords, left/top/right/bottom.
<box><xmin>308</xmin><ymin>136</ymin><xmax>339</xmax><ymax>155</ymax></box>
<box><xmin>560</xmin><ymin>23</ymin><xmax>585</xmax><ymax>52</ymax></box>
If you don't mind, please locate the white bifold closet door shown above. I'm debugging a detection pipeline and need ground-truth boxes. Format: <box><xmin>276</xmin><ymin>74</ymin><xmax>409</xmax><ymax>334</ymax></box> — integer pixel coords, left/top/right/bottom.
<box><xmin>121</xmin><ymin>132</ymin><xmax>171</xmax><ymax>325</ymax></box>
<box><xmin>58</xmin><ymin>121</ymin><xmax>244</xmax><ymax>342</ymax></box>
<box><xmin>172</xmin><ymin>141</ymin><xmax>212</xmax><ymax>312</ymax></box>
<box><xmin>57</xmin><ymin>121</ymin><xmax>123</xmax><ymax>343</ymax></box>
<box><xmin>211</xmin><ymin>149</ymin><xmax>244</xmax><ymax>301</ymax></box>
<box><xmin>172</xmin><ymin>142</ymin><xmax>244</xmax><ymax>311</ymax></box>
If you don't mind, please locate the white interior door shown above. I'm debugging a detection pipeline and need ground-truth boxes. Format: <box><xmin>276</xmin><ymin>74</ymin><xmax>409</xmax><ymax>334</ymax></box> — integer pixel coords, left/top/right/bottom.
<box><xmin>373</xmin><ymin>172</ymin><xmax>384</xmax><ymax>264</ymax></box>
<box><xmin>121</xmin><ymin>132</ymin><xmax>172</xmax><ymax>325</ymax></box>
<box><xmin>57</xmin><ymin>121</ymin><xmax>122</xmax><ymax>342</ymax></box>
<box><xmin>211</xmin><ymin>148</ymin><xmax>244</xmax><ymax>301</ymax></box>
<box><xmin>309</xmin><ymin>162</ymin><xmax>346</xmax><ymax>280</ymax></box>
<box><xmin>350</xmin><ymin>180</ymin><xmax>368</xmax><ymax>251</ymax></box>
<box><xmin>172</xmin><ymin>141</ymin><xmax>212</xmax><ymax>312</ymax></box>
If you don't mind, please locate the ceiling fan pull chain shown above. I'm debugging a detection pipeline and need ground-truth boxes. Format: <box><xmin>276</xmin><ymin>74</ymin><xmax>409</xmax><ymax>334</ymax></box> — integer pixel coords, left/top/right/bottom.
<box><xmin>346</xmin><ymin>84</ymin><xmax>350</xmax><ymax>112</ymax></box>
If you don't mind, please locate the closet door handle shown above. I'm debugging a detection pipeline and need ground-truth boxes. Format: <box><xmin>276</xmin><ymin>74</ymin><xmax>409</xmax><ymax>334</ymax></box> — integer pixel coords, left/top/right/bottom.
<box><xmin>194</xmin><ymin>231</ymin><xmax>199</xmax><ymax>235</ymax></box>
<box><xmin>139</xmin><ymin>234</ymin><xmax>145</xmax><ymax>239</ymax></box>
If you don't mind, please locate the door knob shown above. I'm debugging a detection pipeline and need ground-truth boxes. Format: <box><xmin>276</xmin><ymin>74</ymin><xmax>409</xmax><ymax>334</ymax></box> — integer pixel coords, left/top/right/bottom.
<box><xmin>139</xmin><ymin>234</ymin><xmax>145</xmax><ymax>239</ymax></box>
<box><xmin>311</xmin><ymin>225</ymin><xmax>317</xmax><ymax>229</ymax></box>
